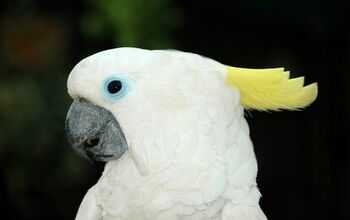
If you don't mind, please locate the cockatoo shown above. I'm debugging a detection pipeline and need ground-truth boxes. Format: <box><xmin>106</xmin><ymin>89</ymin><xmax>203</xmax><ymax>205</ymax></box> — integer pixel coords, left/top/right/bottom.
<box><xmin>65</xmin><ymin>47</ymin><xmax>317</xmax><ymax>220</ymax></box>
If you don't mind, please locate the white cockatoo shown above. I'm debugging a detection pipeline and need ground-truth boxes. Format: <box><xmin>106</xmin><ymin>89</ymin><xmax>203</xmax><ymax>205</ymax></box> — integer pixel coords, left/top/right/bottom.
<box><xmin>65</xmin><ymin>47</ymin><xmax>317</xmax><ymax>220</ymax></box>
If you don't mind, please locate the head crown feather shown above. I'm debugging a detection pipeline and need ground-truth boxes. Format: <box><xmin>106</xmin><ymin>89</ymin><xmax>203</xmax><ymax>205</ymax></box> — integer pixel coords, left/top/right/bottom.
<box><xmin>225</xmin><ymin>66</ymin><xmax>318</xmax><ymax>111</ymax></box>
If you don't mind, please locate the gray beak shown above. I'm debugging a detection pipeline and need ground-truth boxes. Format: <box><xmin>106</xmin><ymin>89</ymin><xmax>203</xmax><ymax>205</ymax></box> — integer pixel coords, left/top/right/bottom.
<box><xmin>65</xmin><ymin>99</ymin><xmax>128</xmax><ymax>162</ymax></box>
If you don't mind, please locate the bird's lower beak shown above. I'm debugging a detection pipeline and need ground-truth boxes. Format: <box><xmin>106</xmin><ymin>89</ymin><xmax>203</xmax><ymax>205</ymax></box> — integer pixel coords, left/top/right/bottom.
<box><xmin>65</xmin><ymin>99</ymin><xmax>128</xmax><ymax>162</ymax></box>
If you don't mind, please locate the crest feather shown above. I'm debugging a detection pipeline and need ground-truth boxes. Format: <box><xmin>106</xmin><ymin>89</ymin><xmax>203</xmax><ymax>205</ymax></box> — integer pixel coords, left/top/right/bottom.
<box><xmin>225</xmin><ymin>66</ymin><xmax>318</xmax><ymax>111</ymax></box>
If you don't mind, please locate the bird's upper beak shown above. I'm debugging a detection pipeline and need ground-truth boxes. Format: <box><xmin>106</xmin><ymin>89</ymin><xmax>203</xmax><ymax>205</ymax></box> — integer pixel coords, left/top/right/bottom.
<box><xmin>65</xmin><ymin>99</ymin><xmax>128</xmax><ymax>162</ymax></box>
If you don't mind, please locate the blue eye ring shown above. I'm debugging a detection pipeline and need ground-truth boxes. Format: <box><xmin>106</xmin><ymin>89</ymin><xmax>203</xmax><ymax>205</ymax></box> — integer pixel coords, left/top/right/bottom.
<box><xmin>102</xmin><ymin>74</ymin><xmax>130</xmax><ymax>102</ymax></box>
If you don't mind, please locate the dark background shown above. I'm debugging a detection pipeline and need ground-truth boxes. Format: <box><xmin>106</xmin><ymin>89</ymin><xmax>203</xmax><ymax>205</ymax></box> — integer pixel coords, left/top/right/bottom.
<box><xmin>0</xmin><ymin>0</ymin><xmax>348</xmax><ymax>219</ymax></box>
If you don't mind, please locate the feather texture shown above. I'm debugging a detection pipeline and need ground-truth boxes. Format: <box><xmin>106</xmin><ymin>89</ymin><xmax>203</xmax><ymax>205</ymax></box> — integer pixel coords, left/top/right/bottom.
<box><xmin>225</xmin><ymin>66</ymin><xmax>318</xmax><ymax>111</ymax></box>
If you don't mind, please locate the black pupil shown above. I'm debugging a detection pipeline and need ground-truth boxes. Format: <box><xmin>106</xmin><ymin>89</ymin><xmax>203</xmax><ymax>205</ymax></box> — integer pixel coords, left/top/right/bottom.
<box><xmin>107</xmin><ymin>80</ymin><xmax>122</xmax><ymax>94</ymax></box>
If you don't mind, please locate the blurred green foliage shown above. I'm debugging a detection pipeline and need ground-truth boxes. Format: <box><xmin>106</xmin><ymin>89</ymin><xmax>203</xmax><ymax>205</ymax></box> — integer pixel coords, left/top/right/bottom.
<box><xmin>81</xmin><ymin>0</ymin><xmax>182</xmax><ymax>48</ymax></box>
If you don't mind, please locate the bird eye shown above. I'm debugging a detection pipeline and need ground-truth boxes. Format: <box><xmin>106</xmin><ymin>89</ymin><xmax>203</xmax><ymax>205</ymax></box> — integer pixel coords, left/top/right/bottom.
<box><xmin>107</xmin><ymin>80</ymin><xmax>122</xmax><ymax>94</ymax></box>
<box><xmin>102</xmin><ymin>75</ymin><xmax>130</xmax><ymax>102</ymax></box>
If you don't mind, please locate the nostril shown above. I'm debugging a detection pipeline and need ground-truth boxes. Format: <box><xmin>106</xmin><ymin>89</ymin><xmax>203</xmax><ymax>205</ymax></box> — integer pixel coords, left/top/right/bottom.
<box><xmin>83</xmin><ymin>138</ymin><xmax>100</xmax><ymax>149</ymax></box>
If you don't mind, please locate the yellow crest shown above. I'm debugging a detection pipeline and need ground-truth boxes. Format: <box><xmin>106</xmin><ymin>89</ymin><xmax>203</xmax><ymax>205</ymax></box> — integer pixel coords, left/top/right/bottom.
<box><xmin>225</xmin><ymin>66</ymin><xmax>318</xmax><ymax>111</ymax></box>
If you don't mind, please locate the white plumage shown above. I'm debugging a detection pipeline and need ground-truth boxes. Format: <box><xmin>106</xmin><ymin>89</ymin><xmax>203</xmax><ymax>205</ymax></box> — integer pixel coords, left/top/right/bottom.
<box><xmin>68</xmin><ymin>48</ymin><xmax>268</xmax><ymax>219</ymax></box>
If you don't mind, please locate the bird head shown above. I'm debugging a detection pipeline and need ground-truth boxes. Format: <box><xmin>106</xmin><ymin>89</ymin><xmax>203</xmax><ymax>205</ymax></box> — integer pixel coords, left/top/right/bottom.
<box><xmin>65</xmin><ymin>48</ymin><xmax>234</xmax><ymax>172</ymax></box>
<box><xmin>65</xmin><ymin>47</ymin><xmax>317</xmax><ymax>173</ymax></box>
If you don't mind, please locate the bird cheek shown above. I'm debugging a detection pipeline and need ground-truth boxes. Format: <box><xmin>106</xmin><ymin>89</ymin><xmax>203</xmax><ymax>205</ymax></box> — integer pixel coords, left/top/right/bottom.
<box><xmin>144</xmin><ymin>86</ymin><xmax>189</xmax><ymax>112</ymax></box>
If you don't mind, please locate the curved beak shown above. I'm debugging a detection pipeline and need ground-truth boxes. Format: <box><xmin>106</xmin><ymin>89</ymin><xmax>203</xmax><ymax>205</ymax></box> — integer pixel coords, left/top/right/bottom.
<box><xmin>65</xmin><ymin>99</ymin><xmax>128</xmax><ymax>162</ymax></box>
